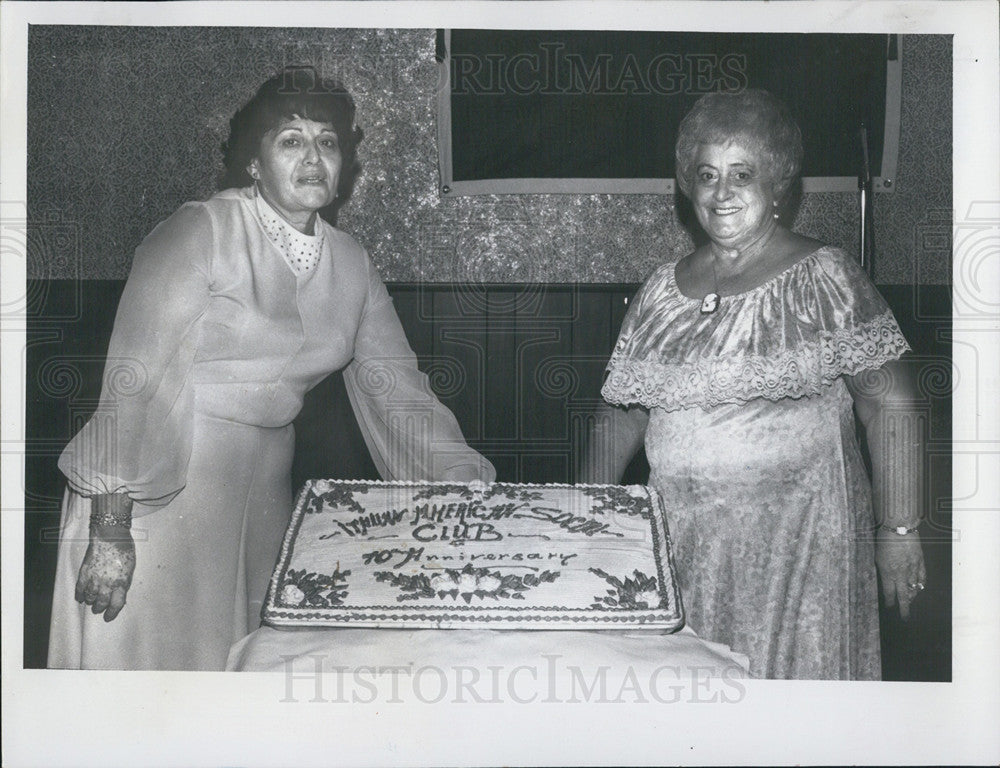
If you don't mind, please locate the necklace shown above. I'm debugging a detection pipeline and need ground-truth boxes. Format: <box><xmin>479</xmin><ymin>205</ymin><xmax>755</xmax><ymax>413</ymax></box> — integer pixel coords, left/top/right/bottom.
<box><xmin>699</xmin><ymin>223</ymin><xmax>781</xmax><ymax>315</ymax></box>
<box><xmin>700</xmin><ymin>256</ymin><xmax>720</xmax><ymax>314</ymax></box>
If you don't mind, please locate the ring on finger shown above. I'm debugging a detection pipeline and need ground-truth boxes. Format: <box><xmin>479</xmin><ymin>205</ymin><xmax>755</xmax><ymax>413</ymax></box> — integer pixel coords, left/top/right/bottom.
<box><xmin>908</xmin><ymin>582</ymin><xmax>925</xmax><ymax>591</ymax></box>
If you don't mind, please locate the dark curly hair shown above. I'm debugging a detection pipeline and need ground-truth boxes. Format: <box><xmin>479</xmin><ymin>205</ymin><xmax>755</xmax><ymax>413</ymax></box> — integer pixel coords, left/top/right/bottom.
<box><xmin>675</xmin><ymin>89</ymin><xmax>803</xmax><ymax>201</ymax></box>
<box><xmin>221</xmin><ymin>66</ymin><xmax>364</xmax><ymax>199</ymax></box>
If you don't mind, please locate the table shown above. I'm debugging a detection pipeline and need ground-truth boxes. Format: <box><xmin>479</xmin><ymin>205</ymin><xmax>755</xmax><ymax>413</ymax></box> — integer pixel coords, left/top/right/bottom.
<box><xmin>228</xmin><ymin>626</ymin><xmax>750</xmax><ymax>703</ymax></box>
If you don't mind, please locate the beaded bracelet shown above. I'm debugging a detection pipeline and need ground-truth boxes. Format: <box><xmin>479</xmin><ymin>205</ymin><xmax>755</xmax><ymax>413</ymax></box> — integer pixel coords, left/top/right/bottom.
<box><xmin>90</xmin><ymin>497</ymin><xmax>132</xmax><ymax>528</ymax></box>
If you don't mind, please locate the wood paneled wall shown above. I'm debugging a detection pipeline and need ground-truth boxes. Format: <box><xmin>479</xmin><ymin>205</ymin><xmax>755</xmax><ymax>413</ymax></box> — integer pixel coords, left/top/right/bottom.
<box><xmin>293</xmin><ymin>284</ymin><xmax>648</xmax><ymax>489</ymax></box>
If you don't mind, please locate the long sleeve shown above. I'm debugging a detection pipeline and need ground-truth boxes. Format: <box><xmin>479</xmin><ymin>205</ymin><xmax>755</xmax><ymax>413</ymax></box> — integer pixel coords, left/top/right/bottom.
<box><xmin>57</xmin><ymin>202</ymin><xmax>213</xmax><ymax>509</ymax></box>
<box><xmin>342</xmin><ymin>258</ymin><xmax>495</xmax><ymax>483</ymax></box>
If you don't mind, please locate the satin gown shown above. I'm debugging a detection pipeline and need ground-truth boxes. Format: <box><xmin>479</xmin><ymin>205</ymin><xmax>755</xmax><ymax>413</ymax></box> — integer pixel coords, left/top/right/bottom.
<box><xmin>48</xmin><ymin>187</ymin><xmax>494</xmax><ymax>670</ymax></box>
<box><xmin>602</xmin><ymin>247</ymin><xmax>910</xmax><ymax>679</ymax></box>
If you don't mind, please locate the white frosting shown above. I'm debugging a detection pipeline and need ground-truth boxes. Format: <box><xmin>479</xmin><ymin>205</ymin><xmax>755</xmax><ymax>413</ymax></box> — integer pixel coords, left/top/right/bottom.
<box><xmin>264</xmin><ymin>480</ymin><xmax>684</xmax><ymax>631</ymax></box>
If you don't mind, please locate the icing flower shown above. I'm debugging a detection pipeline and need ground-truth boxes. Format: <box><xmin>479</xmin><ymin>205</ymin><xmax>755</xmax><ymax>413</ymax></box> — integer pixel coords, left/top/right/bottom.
<box><xmin>636</xmin><ymin>590</ymin><xmax>661</xmax><ymax>608</ymax></box>
<box><xmin>429</xmin><ymin>573</ymin><xmax>451</xmax><ymax>592</ymax></box>
<box><xmin>457</xmin><ymin>572</ymin><xmax>479</xmax><ymax>593</ymax></box>
<box><xmin>281</xmin><ymin>584</ymin><xmax>306</xmax><ymax>605</ymax></box>
<box><xmin>477</xmin><ymin>575</ymin><xmax>501</xmax><ymax>592</ymax></box>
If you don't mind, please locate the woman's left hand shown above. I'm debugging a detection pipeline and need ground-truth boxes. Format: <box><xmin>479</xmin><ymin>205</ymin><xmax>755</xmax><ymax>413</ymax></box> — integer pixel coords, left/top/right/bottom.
<box><xmin>875</xmin><ymin>529</ymin><xmax>926</xmax><ymax>620</ymax></box>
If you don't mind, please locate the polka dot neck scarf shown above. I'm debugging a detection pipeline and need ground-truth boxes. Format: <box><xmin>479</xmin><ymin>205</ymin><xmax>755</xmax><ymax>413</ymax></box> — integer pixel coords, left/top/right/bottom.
<box><xmin>254</xmin><ymin>187</ymin><xmax>325</xmax><ymax>277</ymax></box>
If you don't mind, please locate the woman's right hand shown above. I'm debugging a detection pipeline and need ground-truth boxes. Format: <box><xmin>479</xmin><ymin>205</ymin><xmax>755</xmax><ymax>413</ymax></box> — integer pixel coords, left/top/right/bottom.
<box><xmin>76</xmin><ymin>495</ymin><xmax>135</xmax><ymax>622</ymax></box>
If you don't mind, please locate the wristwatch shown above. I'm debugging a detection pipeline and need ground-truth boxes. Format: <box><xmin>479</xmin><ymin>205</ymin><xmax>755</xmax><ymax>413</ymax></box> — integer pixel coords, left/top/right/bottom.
<box><xmin>881</xmin><ymin>523</ymin><xmax>920</xmax><ymax>535</ymax></box>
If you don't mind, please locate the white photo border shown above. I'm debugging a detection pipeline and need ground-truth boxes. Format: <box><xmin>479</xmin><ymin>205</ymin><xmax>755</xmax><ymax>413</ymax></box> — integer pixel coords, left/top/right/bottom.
<box><xmin>2</xmin><ymin>2</ymin><xmax>998</xmax><ymax>766</ymax></box>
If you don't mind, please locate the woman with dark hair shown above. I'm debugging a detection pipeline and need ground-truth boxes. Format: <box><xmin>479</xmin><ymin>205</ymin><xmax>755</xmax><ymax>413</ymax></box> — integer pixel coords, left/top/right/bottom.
<box><xmin>581</xmin><ymin>89</ymin><xmax>925</xmax><ymax>679</ymax></box>
<box><xmin>219</xmin><ymin>67</ymin><xmax>363</xmax><ymax>214</ymax></box>
<box><xmin>48</xmin><ymin>67</ymin><xmax>494</xmax><ymax>671</ymax></box>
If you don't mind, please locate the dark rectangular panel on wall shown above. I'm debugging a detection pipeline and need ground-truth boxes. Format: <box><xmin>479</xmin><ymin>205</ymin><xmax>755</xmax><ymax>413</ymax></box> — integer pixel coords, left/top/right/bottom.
<box><xmin>387</xmin><ymin>283</ymin><xmax>641</xmax><ymax>484</ymax></box>
<box><xmin>569</xmin><ymin>290</ymin><xmax>618</xmax><ymax>482</ymax></box>
<box><xmin>430</xmin><ymin>287</ymin><xmax>489</xmax><ymax>444</ymax></box>
<box><xmin>515</xmin><ymin>288</ymin><xmax>575</xmax><ymax>482</ymax></box>
<box><xmin>480</xmin><ymin>288</ymin><xmax>520</xmax><ymax>478</ymax></box>
<box><xmin>291</xmin><ymin>371</ymin><xmax>381</xmax><ymax>488</ymax></box>
<box><xmin>572</xmin><ymin>289</ymin><xmax>616</xmax><ymax>402</ymax></box>
<box><xmin>390</xmin><ymin>290</ymin><xmax>432</xmax><ymax>359</ymax></box>
<box><xmin>442</xmin><ymin>30</ymin><xmax>894</xmax><ymax>193</ymax></box>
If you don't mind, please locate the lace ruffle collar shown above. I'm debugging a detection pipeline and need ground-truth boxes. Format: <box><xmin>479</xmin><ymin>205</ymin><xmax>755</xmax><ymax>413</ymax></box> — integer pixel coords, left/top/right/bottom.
<box><xmin>601</xmin><ymin>247</ymin><xmax>910</xmax><ymax>411</ymax></box>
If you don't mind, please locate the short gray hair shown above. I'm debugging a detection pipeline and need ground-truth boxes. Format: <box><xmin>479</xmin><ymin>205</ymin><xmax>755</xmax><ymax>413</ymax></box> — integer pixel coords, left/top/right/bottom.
<box><xmin>675</xmin><ymin>89</ymin><xmax>803</xmax><ymax>199</ymax></box>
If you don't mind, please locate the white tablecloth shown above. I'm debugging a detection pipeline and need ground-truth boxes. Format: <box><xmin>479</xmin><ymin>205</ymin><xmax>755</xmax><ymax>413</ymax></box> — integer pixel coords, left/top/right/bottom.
<box><xmin>228</xmin><ymin>626</ymin><xmax>749</xmax><ymax>702</ymax></box>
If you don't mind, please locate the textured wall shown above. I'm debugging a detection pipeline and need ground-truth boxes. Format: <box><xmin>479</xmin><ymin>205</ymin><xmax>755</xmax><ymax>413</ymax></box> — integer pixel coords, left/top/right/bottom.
<box><xmin>26</xmin><ymin>27</ymin><xmax>950</xmax><ymax>283</ymax></box>
<box><xmin>873</xmin><ymin>34</ymin><xmax>953</xmax><ymax>284</ymax></box>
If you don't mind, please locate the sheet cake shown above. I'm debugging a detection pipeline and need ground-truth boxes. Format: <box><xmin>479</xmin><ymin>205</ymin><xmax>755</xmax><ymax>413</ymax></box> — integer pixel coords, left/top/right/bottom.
<box><xmin>263</xmin><ymin>480</ymin><xmax>683</xmax><ymax>630</ymax></box>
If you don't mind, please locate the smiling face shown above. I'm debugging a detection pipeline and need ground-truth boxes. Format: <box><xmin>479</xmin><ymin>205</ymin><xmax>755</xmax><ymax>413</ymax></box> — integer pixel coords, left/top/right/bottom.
<box><xmin>691</xmin><ymin>140</ymin><xmax>777</xmax><ymax>252</ymax></box>
<box><xmin>250</xmin><ymin>117</ymin><xmax>342</xmax><ymax>233</ymax></box>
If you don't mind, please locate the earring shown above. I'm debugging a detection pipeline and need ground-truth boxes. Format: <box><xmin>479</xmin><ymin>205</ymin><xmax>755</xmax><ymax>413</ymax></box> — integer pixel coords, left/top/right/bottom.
<box><xmin>773</xmin><ymin>201</ymin><xmax>780</xmax><ymax>220</ymax></box>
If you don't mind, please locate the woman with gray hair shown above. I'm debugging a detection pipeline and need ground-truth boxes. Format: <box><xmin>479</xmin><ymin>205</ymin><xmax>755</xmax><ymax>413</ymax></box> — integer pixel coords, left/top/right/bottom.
<box><xmin>581</xmin><ymin>89</ymin><xmax>925</xmax><ymax>679</ymax></box>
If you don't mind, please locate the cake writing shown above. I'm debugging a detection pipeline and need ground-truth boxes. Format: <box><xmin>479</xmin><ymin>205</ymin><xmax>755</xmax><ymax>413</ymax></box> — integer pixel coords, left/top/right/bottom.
<box><xmin>324</xmin><ymin>508</ymin><xmax>408</xmax><ymax>537</ymax></box>
<box><xmin>511</xmin><ymin>506</ymin><xmax>624</xmax><ymax>538</ymax></box>
<box><xmin>361</xmin><ymin>546</ymin><xmax>579</xmax><ymax>569</ymax></box>
<box><xmin>319</xmin><ymin>499</ymin><xmax>624</xmax><ymax>542</ymax></box>
<box><xmin>321</xmin><ymin>501</ymin><xmax>518</xmax><ymax>540</ymax></box>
